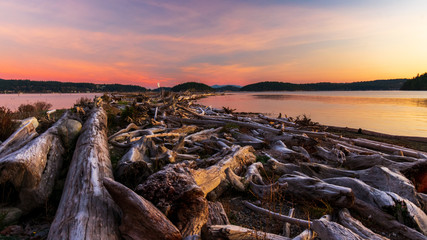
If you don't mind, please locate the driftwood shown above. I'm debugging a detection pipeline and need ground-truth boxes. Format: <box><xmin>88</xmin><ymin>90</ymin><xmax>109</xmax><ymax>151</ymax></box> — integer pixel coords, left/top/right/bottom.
<box><xmin>0</xmin><ymin>113</ymin><xmax>79</xmax><ymax>211</ymax></box>
<box><xmin>338</xmin><ymin>209</ymin><xmax>389</xmax><ymax>240</ymax></box>
<box><xmin>268</xmin><ymin>140</ymin><xmax>310</xmax><ymax>164</ymax></box>
<box><xmin>205</xmin><ymin>225</ymin><xmax>291</xmax><ymax>240</ymax></box>
<box><xmin>48</xmin><ymin>107</ymin><xmax>120</xmax><ymax>240</ymax></box>
<box><xmin>278</xmin><ymin>174</ymin><xmax>355</xmax><ymax>208</ymax></box>
<box><xmin>351</xmin><ymin>199</ymin><xmax>427</xmax><ymax>240</ymax></box>
<box><xmin>135</xmin><ymin>163</ymin><xmax>209</xmax><ymax>238</ymax></box>
<box><xmin>206</xmin><ymin>201</ymin><xmax>230</xmax><ymax>226</ymax></box>
<box><xmin>0</xmin><ymin>117</ymin><xmax>39</xmax><ymax>158</ymax></box>
<box><xmin>311</xmin><ymin>217</ymin><xmax>364</xmax><ymax>240</ymax></box>
<box><xmin>103</xmin><ymin>177</ymin><xmax>182</xmax><ymax>240</ymax></box>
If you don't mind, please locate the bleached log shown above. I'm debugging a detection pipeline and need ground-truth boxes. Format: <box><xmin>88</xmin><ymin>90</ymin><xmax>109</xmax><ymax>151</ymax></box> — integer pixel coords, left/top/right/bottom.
<box><xmin>103</xmin><ymin>178</ymin><xmax>182</xmax><ymax>240</ymax></box>
<box><xmin>298</xmin><ymin>162</ymin><xmax>357</xmax><ymax>179</ymax></box>
<box><xmin>338</xmin><ymin>209</ymin><xmax>389</xmax><ymax>240</ymax></box>
<box><xmin>108</xmin><ymin>122</ymin><xmax>140</xmax><ymax>141</ymax></box>
<box><xmin>258</xmin><ymin>114</ymin><xmax>296</xmax><ymax>127</ymax></box>
<box><xmin>278</xmin><ymin>174</ymin><xmax>354</xmax><ymax>208</ymax></box>
<box><xmin>190</xmin><ymin>145</ymin><xmax>256</xmax><ymax>195</ymax></box>
<box><xmin>352</xmin><ymin>199</ymin><xmax>426</xmax><ymax>240</ymax></box>
<box><xmin>292</xmin><ymin>229</ymin><xmax>316</xmax><ymax>240</ymax></box>
<box><xmin>206</xmin><ymin>225</ymin><xmax>291</xmax><ymax>240</ymax></box>
<box><xmin>283</xmin><ymin>208</ymin><xmax>295</xmax><ymax>238</ymax></box>
<box><xmin>314</xmin><ymin>145</ymin><xmax>346</xmax><ymax>165</ymax></box>
<box><xmin>166</xmin><ymin>116</ymin><xmax>282</xmax><ymax>134</ymax></box>
<box><xmin>243</xmin><ymin>201</ymin><xmax>311</xmax><ymax>228</ymax></box>
<box><xmin>265</xmin><ymin>156</ymin><xmax>301</xmax><ymax>176</ymax></box>
<box><xmin>185</xmin><ymin>127</ymin><xmax>222</xmax><ymax>142</ymax></box>
<box><xmin>48</xmin><ymin>107</ymin><xmax>120</xmax><ymax>240</ymax></box>
<box><xmin>351</xmin><ymin>138</ymin><xmax>427</xmax><ymax>159</ymax></box>
<box><xmin>0</xmin><ymin>113</ymin><xmax>76</xmax><ymax>211</ymax></box>
<box><xmin>269</xmin><ymin>141</ymin><xmax>310</xmax><ymax>163</ymax></box>
<box><xmin>356</xmin><ymin>166</ymin><xmax>420</xmax><ymax>206</ymax></box>
<box><xmin>324</xmin><ymin>177</ymin><xmax>395</xmax><ymax>210</ymax></box>
<box><xmin>0</xmin><ymin>117</ymin><xmax>39</xmax><ymax>158</ymax></box>
<box><xmin>311</xmin><ymin>217</ymin><xmax>364</xmax><ymax>240</ymax></box>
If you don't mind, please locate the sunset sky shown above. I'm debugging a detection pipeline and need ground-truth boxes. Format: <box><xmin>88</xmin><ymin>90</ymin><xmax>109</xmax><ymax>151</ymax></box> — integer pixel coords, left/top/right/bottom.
<box><xmin>1</xmin><ymin>0</ymin><xmax>426</xmax><ymax>88</ymax></box>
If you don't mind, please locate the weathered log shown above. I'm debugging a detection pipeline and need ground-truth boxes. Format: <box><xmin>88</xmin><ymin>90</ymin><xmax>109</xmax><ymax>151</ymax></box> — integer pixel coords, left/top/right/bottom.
<box><xmin>356</xmin><ymin>166</ymin><xmax>420</xmax><ymax>206</ymax></box>
<box><xmin>205</xmin><ymin>225</ymin><xmax>291</xmax><ymax>240</ymax></box>
<box><xmin>298</xmin><ymin>162</ymin><xmax>357</xmax><ymax>179</ymax></box>
<box><xmin>243</xmin><ymin>201</ymin><xmax>311</xmax><ymax>228</ymax></box>
<box><xmin>291</xmin><ymin>229</ymin><xmax>316</xmax><ymax>240</ymax></box>
<box><xmin>311</xmin><ymin>217</ymin><xmax>364</xmax><ymax>240</ymax></box>
<box><xmin>115</xmin><ymin>137</ymin><xmax>153</xmax><ymax>188</ymax></box>
<box><xmin>0</xmin><ymin>113</ymin><xmax>79</xmax><ymax>211</ymax></box>
<box><xmin>324</xmin><ymin>177</ymin><xmax>395</xmax><ymax>210</ymax></box>
<box><xmin>103</xmin><ymin>177</ymin><xmax>182</xmax><ymax>240</ymax></box>
<box><xmin>108</xmin><ymin>122</ymin><xmax>140</xmax><ymax>141</ymax></box>
<box><xmin>207</xmin><ymin>201</ymin><xmax>230</xmax><ymax>226</ymax></box>
<box><xmin>351</xmin><ymin>198</ymin><xmax>427</xmax><ymax>240</ymax></box>
<box><xmin>190</xmin><ymin>145</ymin><xmax>256</xmax><ymax>195</ymax></box>
<box><xmin>269</xmin><ymin>141</ymin><xmax>310</xmax><ymax>164</ymax></box>
<box><xmin>135</xmin><ymin>163</ymin><xmax>209</xmax><ymax>238</ymax></box>
<box><xmin>350</xmin><ymin>138</ymin><xmax>427</xmax><ymax>159</ymax></box>
<box><xmin>278</xmin><ymin>174</ymin><xmax>354</xmax><ymax>208</ymax></box>
<box><xmin>0</xmin><ymin>117</ymin><xmax>38</xmax><ymax>158</ymax></box>
<box><xmin>48</xmin><ymin>107</ymin><xmax>120</xmax><ymax>240</ymax></box>
<box><xmin>314</xmin><ymin>145</ymin><xmax>346</xmax><ymax>166</ymax></box>
<box><xmin>338</xmin><ymin>209</ymin><xmax>389</xmax><ymax>240</ymax></box>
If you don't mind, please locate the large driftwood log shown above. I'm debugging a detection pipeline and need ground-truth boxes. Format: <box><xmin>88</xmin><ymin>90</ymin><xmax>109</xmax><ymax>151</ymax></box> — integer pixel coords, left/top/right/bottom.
<box><xmin>311</xmin><ymin>217</ymin><xmax>364</xmax><ymax>240</ymax></box>
<box><xmin>338</xmin><ymin>209</ymin><xmax>389</xmax><ymax>240</ymax></box>
<box><xmin>103</xmin><ymin>177</ymin><xmax>182</xmax><ymax>240</ymax></box>
<box><xmin>0</xmin><ymin>113</ymin><xmax>79</xmax><ymax>211</ymax></box>
<box><xmin>350</xmin><ymin>138</ymin><xmax>427</xmax><ymax>159</ymax></box>
<box><xmin>205</xmin><ymin>225</ymin><xmax>291</xmax><ymax>240</ymax></box>
<box><xmin>135</xmin><ymin>163</ymin><xmax>209</xmax><ymax>238</ymax></box>
<box><xmin>351</xmin><ymin>199</ymin><xmax>427</xmax><ymax>240</ymax></box>
<box><xmin>268</xmin><ymin>141</ymin><xmax>310</xmax><ymax>164</ymax></box>
<box><xmin>278</xmin><ymin>174</ymin><xmax>354</xmax><ymax>208</ymax></box>
<box><xmin>48</xmin><ymin>107</ymin><xmax>120</xmax><ymax>240</ymax></box>
<box><xmin>0</xmin><ymin>117</ymin><xmax>39</xmax><ymax>158</ymax></box>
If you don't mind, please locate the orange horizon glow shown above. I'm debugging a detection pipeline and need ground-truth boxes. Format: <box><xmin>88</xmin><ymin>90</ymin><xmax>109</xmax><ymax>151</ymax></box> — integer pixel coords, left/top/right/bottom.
<box><xmin>1</xmin><ymin>1</ymin><xmax>426</xmax><ymax>88</ymax></box>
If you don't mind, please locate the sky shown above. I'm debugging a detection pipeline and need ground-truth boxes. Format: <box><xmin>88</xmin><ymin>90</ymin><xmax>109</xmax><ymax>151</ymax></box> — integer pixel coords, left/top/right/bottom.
<box><xmin>0</xmin><ymin>0</ymin><xmax>426</xmax><ymax>88</ymax></box>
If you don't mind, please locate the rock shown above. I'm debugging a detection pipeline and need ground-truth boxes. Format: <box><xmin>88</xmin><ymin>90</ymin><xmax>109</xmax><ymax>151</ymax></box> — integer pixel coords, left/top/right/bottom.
<box><xmin>0</xmin><ymin>207</ymin><xmax>23</xmax><ymax>226</ymax></box>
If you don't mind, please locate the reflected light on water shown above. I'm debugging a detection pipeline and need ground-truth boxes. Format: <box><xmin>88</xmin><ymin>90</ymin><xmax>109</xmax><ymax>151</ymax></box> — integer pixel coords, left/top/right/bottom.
<box><xmin>197</xmin><ymin>91</ymin><xmax>427</xmax><ymax>137</ymax></box>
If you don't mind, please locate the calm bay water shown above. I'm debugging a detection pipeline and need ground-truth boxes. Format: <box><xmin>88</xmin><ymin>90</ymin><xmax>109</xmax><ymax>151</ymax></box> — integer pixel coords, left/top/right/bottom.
<box><xmin>197</xmin><ymin>91</ymin><xmax>427</xmax><ymax>138</ymax></box>
<box><xmin>0</xmin><ymin>93</ymin><xmax>100</xmax><ymax>110</ymax></box>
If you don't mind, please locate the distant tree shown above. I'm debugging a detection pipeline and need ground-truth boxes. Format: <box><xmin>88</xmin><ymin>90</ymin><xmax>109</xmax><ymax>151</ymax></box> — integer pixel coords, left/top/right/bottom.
<box><xmin>401</xmin><ymin>73</ymin><xmax>427</xmax><ymax>90</ymax></box>
<box><xmin>171</xmin><ymin>82</ymin><xmax>214</xmax><ymax>92</ymax></box>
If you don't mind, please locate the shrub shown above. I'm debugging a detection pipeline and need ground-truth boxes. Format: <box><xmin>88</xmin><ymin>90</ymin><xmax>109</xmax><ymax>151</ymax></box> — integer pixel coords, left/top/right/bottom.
<box><xmin>0</xmin><ymin>107</ymin><xmax>15</xmax><ymax>141</ymax></box>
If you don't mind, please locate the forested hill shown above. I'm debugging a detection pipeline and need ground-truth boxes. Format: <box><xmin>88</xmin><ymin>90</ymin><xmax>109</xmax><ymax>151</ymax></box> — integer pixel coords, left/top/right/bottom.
<box><xmin>400</xmin><ymin>73</ymin><xmax>427</xmax><ymax>90</ymax></box>
<box><xmin>0</xmin><ymin>79</ymin><xmax>146</xmax><ymax>93</ymax></box>
<box><xmin>240</xmin><ymin>79</ymin><xmax>407</xmax><ymax>91</ymax></box>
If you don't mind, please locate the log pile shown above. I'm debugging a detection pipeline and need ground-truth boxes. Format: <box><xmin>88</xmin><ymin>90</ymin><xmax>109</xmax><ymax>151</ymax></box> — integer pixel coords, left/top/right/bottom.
<box><xmin>0</xmin><ymin>91</ymin><xmax>426</xmax><ymax>240</ymax></box>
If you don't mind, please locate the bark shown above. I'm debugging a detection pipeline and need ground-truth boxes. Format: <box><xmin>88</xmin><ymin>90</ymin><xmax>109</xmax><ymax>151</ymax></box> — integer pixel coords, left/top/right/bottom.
<box><xmin>205</xmin><ymin>225</ymin><xmax>291</xmax><ymax>240</ymax></box>
<box><xmin>0</xmin><ymin>117</ymin><xmax>39</xmax><ymax>158</ymax></box>
<box><xmin>311</xmin><ymin>217</ymin><xmax>364</xmax><ymax>240</ymax></box>
<box><xmin>206</xmin><ymin>201</ymin><xmax>230</xmax><ymax>226</ymax></box>
<box><xmin>135</xmin><ymin>163</ymin><xmax>208</xmax><ymax>238</ymax></box>
<box><xmin>338</xmin><ymin>209</ymin><xmax>389</xmax><ymax>240</ymax></box>
<box><xmin>48</xmin><ymin>107</ymin><xmax>120</xmax><ymax>240</ymax></box>
<box><xmin>0</xmin><ymin>113</ymin><xmax>72</xmax><ymax>211</ymax></box>
<box><xmin>351</xmin><ymin>198</ymin><xmax>427</xmax><ymax>240</ymax></box>
<box><xmin>278</xmin><ymin>174</ymin><xmax>354</xmax><ymax>208</ymax></box>
<box><xmin>103</xmin><ymin>177</ymin><xmax>182</xmax><ymax>240</ymax></box>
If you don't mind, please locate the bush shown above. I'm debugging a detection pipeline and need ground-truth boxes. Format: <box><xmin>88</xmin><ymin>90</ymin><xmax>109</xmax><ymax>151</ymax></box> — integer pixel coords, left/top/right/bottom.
<box><xmin>17</xmin><ymin>101</ymin><xmax>52</xmax><ymax>118</ymax></box>
<box><xmin>0</xmin><ymin>107</ymin><xmax>15</xmax><ymax>141</ymax></box>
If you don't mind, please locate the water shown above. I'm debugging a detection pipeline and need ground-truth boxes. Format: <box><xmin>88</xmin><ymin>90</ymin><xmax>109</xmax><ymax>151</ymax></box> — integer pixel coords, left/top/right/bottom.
<box><xmin>197</xmin><ymin>91</ymin><xmax>427</xmax><ymax>137</ymax></box>
<box><xmin>0</xmin><ymin>93</ymin><xmax>101</xmax><ymax>110</ymax></box>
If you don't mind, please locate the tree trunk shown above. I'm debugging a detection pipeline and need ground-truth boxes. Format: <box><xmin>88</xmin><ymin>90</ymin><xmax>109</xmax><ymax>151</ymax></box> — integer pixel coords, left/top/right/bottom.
<box><xmin>48</xmin><ymin>107</ymin><xmax>121</xmax><ymax>240</ymax></box>
<box><xmin>0</xmin><ymin>117</ymin><xmax>38</xmax><ymax>158</ymax></box>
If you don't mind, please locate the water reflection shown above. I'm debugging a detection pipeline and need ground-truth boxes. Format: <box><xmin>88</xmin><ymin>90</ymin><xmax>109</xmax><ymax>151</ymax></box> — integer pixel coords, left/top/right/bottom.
<box><xmin>197</xmin><ymin>91</ymin><xmax>427</xmax><ymax>137</ymax></box>
<box><xmin>252</xmin><ymin>94</ymin><xmax>427</xmax><ymax>108</ymax></box>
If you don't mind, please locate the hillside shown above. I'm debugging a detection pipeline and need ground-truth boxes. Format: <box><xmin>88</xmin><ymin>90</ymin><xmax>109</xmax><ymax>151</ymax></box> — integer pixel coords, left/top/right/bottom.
<box><xmin>240</xmin><ymin>79</ymin><xmax>407</xmax><ymax>91</ymax></box>
<box><xmin>0</xmin><ymin>79</ymin><xmax>146</xmax><ymax>93</ymax></box>
<box><xmin>400</xmin><ymin>73</ymin><xmax>427</xmax><ymax>90</ymax></box>
<box><xmin>171</xmin><ymin>82</ymin><xmax>214</xmax><ymax>92</ymax></box>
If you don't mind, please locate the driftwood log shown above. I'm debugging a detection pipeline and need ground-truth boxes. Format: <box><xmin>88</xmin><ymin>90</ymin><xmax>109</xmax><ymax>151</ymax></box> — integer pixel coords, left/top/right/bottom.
<box><xmin>0</xmin><ymin>113</ymin><xmax>80</xmax><ymax>211</ymax></box>
<box><xmin>0</xmin><ymin>117</ymin><xmax>39</xmax><ymax>158</ymax></box>
<box><xmin>48</xmin><ymin>107</ymin><xmax>120</xmax><ymax>240</ymax></box>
